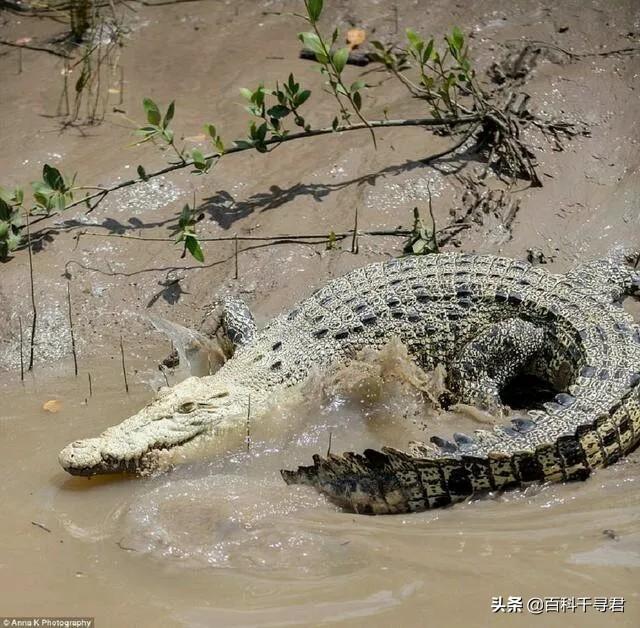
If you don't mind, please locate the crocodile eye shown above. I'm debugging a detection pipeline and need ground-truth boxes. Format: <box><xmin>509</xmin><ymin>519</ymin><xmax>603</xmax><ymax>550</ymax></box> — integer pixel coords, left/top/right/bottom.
<box><xmin>177</xmin><ymin>401</ymin><xmax>197</xmax><ymax>414</ymax></box>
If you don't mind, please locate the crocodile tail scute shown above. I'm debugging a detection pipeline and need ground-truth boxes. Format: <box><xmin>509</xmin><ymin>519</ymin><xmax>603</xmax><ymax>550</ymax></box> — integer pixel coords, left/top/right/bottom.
<box><xmin>281</xmin><ymin>448</ymin><xmax>511</xmax><ymax>514</ymax></box>
<box><xmin>280</xmin><ymin>433</ymin><xmax>602</xmax><ymax>515</ymax></box>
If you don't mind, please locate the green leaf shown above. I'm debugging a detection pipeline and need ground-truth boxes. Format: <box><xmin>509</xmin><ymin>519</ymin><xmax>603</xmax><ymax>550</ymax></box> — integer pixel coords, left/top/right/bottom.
<box><xmin>423</xmin><ymin>39</ymin><xmax>434</xmax><ymax>63</ymax></box>
<box><xmin>451</xmin><ymin>26</ymin><xmax>464</xmax><ymax>52</ymax></box>
<box><xmin>298</xmin><ymin>32</ymin><xmax>328</xmax><ymax>63</ymax></box>
<box><xmin>143</xmin><ymin>97</ymin><xmax>161</xmax><ymax>126</ymax></box>
<box><xmin>134</xmin><ymin>125</ymin><xmax>160</xmax><ymax>136</ymax></box>
<box><xmin>163</xmin><ymin>101</ymin><xmax>175</xmax><ymax>128</ymax></box>
<box><xmin>239</xmin><ymin>87</ymin><xmax>254</xmax><ymax>101</ymax></box>
<box><xmin>349</xmin><ymin>80</ymin><xmax>366</xmax><ymax>93</ymax></box>
<box><xmin>267</xmin><ymin>104</ymin><xmax>290</xmax><ymax>119</ymax></box>
<box><xmin>43</xmin><ymin>164</ymin><xmax>65</xmax><ymax>191</ymax></box>
<box><xmin>184</xmin><ymin>234</ymin><xmax>204</xmax><ymax>262</ymax></box>
<box><xmin>191</xmin><ymin>148</ymin><xmax>206</xmax><ymax>169</ymax></box>
<box><xmin>53</xmin><ymin>191</ymin><xmax>66</xmax><ymax>212</ymax></box>
<box><xmin>205</xmin><ymin>124</ymin><xmax>217</xmax><ymax>139</ymax></box>
<box><xmin>306</xmin><ymin>0</ymin><xmax>323</xmax><ymax>22</ymax></box>
<box><xmin>137</xmin><ymin>165</ymin><xmax>148</xmax><ymax>181</ymax></box>
<box><xmin>0</xmin><ymin>198</ymin><xmax>10</xmax><ymax>221</ymax></box>
<box><xmin>0</xmin><ymin>221</ymin><xmax>8</xmax><ymax>239</ymax></box>
<box><xmin>233</xmin><ymin>139</ymin><xmax>255</xmax><ymax>150</ymax></box>
<box><xmin>331</xmin><ymin>116</ymin><xmax>339</xmax><ymax>130</ymax></box>
<box><xmin>406</xmin><ymin>29</ymin><xmax>422</xmax><ymax>48</ymax></box>
<box><xmin>256</xmin><ymin>122</ymin><xmax>268</xmax><ymax>141</ymax></box>
<box><xmin>332</xmin><ymin>46</ymin><xmax>349</xmax><ymax>74</ymax></box>
<box><xmin>352</xmin><ymin>90</ymin><xmax>362</xmax><ymax>111</ymax></box>
<box><xmin>6</xmin><ymin>230</ymin><xmax>21</xmax><ymax>252</ymax></box>
<box><xmin>215</xmin><ymin>136</ymin><xmax>225</xmax><ymax>154</ymax></box>
<box><xmin>295</xmin><ymin>89</ymin><xmax>311</xmax><ymax>106</ymax></box>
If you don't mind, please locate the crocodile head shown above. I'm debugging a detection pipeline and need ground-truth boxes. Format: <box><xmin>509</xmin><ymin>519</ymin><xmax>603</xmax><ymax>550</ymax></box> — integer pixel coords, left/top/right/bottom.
<box><xmin>58</xmin><ymin>375</ymin><xmax>251</xmax><ymax>476</ymax></box>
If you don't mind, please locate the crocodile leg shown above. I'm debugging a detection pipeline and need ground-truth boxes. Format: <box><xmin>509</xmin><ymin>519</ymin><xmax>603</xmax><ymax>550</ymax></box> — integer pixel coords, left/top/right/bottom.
<box><xmin>161</xmin><ymin>295</ymin><xmax>257</xmax><ymax>369</ymax></box>
<box><xmin>215</xmin><ymin>295</ymin><xmax>257</xmax><ymax>356</ymax></box>
<box><xmin>447</xmin><ymin>319</ymin><xmax>546</xmax><ymax>412</ymax></box>
<box><xmin>565</xmin><ymin>250</ymin><xmax>640</xmax><ymax>303</ymax></box>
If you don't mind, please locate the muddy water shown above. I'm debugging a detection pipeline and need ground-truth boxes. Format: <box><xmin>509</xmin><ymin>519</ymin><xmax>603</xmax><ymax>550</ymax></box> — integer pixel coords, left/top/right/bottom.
<box><xmin>2</xmin><ymin>0</ymin><xmax>640</xmax><ymax>625</ymax></box>
<box><xmin>1</xmin><ymin>348</ymin><xmax>639</xmax><ymax>628</ymax></box>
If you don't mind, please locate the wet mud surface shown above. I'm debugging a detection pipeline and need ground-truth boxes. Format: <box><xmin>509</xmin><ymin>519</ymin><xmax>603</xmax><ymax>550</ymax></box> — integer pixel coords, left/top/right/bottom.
<box><xmin>1</xmin><ymin>0</ymin><xmax>639</xmax><ymax>626</ymax></box>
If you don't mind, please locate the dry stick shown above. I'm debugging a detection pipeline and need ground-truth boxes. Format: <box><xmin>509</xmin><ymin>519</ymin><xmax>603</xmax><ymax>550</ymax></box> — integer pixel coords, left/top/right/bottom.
<box><xmin>327</xmin><ymin>431</ymin><xmax>332</xmax><ymax>457</ymax></box>
<box><xmin>31</xmin><ymin>521</ymin><xmax>51</xmax><ymax>533</ymax></box>
<box><xmin>118</xmin><ymin>64</ymin><xmax>124</xmax><ymax>105</ymax></box>
<box><xmin>66</xmin><ymin>281</ymin><xmax>78</xmax><ymax>376</ymax></box>
<box><xmin>0</xmin><ymin>40</ymin><xmax>72</xmax><ymax>59</ymax></box>
<box><xmin>246</xmin><ymin>395</ymin><xmax>251</xmax><ymax>452</ymax></box>
<box><xmin>87</xmin><ymin>372</ymin><xmax>93</xmax><ymax>397</ymax></box>
<box><xmin>351</xmin><ymin>206</ymin><xmax>359</xmax><ymax>254</ymax></box>
<box><xmin>234</xmin><ymin>235</ymin><xmax>239</xmax><ymax>280</ymax></box>
<box><xmin>28</xmin><ymin>113</ymin><xmax>481</xmax><ymax>226</ymax></box>
<box><xmin>25</xmin><ymin>213</ymin><xmax>37</xmax><ymax>371</ymax></box>
<box><xmin>426</xmin><ymin>182</ymin><xmax>439</xmax><ymax>252</ymax></box>
<box><xmin>119</xmin><ymin>335</ymin><xmax>129</xmax><ymax>393</ymax></box>
<box><xmin>78</xmin><ymin>228</ymin><xmax>416</xmax><ymax>243</ymax></box>
<box><xmin>503</xmin><ymin>38</ymin><xmax>640</xmax><ymax>60</ymax></box>
<box><xmin>17</xmin><ymin>46</ymin><xmax>22</xmax><ymax>74</ymax></box>
<box><xmin>18</xmin><ymin>316</ymin><xmax>24</xmax><ymax>382</ymax></box>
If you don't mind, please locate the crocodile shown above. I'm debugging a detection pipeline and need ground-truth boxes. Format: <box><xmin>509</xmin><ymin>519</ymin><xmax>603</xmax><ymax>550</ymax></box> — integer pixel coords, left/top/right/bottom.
<box><xmin>59</xmin><ymin>251</ymin><xmax>640</xmax><ymax>514</ymax></box>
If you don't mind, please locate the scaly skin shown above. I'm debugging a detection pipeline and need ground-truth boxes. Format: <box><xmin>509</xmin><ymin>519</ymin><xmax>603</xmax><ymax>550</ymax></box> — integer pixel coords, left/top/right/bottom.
<box><xmin>60</xmin><ymin>252</ymin><xmax>640</xmax><ymax>515</ymax></box>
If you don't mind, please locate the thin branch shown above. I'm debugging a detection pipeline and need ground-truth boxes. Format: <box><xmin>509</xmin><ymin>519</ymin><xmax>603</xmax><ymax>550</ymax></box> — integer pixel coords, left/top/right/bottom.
<box><xmin>503</xmin><ymin>38</ymin><xmax>640</xmax><ymax>60</ymax></box>
<box><xmin>0</xmin><ymin>39</ymin><xmax>72</xmax><ymax>59</ymax></box>
<box><xmin>27</xmin><ymin>114</ymin><xmax>481</xmax><ymax>227</ymax></box>
<box><xmin>119</xmin><ymin>335</ymin><xmax>129</xmax><ymax>393</ymax></box>
<box><xmin>25</xmin><ymin>212</ymin><xmax>37</xmax><ymax>371</ymax></box>
<box><xmin>67</xmin><ymin>280</ymin><xmax>78</xmax><ymax>376</ymax></box>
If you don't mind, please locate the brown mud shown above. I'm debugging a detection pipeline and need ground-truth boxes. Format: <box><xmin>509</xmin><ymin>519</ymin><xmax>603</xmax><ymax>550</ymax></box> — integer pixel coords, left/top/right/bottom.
<box><xmin>1</xmin><ymin>0</ymin><xmax>639</xmax><ymax>626</ymax></box>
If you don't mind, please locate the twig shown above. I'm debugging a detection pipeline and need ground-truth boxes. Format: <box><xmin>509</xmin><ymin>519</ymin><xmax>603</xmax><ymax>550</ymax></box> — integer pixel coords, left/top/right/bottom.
<box><xmin>27</xmin><ymin>114</ymin><xmax>481</xmax><ymax>226</ymax></box>
<box><xmin>0</xmin><ymin>39</ymin><xmax>72</xmax><ymax>59</ymax></box>
<box><xmin>18</xmin><ymin>316</ymin><xmax>24</xmax><ymax>382</ymax></box>
<box><xmin>246</xmin><ymin>395</ymin><xmax>251</xmax><ymax>452</ymax></box>
<box><xmin>88</xmin><ymin>372</ymin><xmax>93</xmax><ymax>397</ymax></box>
<box><xmin>67</xmin><ymin>281</ymin><xmax>78</xmax><ymax>376</ymax></box>
<box><xmin>327</xmin><ymin>431</ymin><xmax>332</xmax><ymax>456</ymax></box>
<box><xmin>31</xmin><ymin>521</ymin><xmax>51</xmax><ymax>533</ymax></box>
<box><xmin>351</xmin><ymin>206</ymin><xmax>359</xmax><ymax>254</ymax></box>
<box><xmin>503</xmin><ymin>38</ymin><xmax>640</xmax><ymax>60</ymax></box>
<box><xmin>234</xmin><ymin>234</ymin><xmax>239</xmax><ymax>280</ymax></box>
<box><xmin>426</xmin><ymin>182</ymin><xmax>439</xmax><ymax>253</ymax></box>
<box><xmin>116</xmin><ymin>539</ymin><xmax>137</xmax><ymax>552</ymax></box>
<box><xmin>25</xmin><ymin>212</ymin><xmax>37</xmax><ymax>371</ymax></box>
<box><xmin>118</xmin><ymin>64</ymin><xmax>124</xmax><ymax>105</ymax></box>
<box><xmin>119</xmin><ymin>335</ymin><xmax>129</xmax><ymax>393</ymax></box>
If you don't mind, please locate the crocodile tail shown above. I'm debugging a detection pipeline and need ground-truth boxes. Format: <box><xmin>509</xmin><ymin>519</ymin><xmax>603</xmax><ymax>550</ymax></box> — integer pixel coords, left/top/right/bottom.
<box><xmin>281</xmin><ymin>383</ymin><xmax>640</xmax><ymax>514</ymax></box>
<box><xmin>281</xmin><ymin>438</ymin><xmax>593</xmax><ymax>514</ymax></box>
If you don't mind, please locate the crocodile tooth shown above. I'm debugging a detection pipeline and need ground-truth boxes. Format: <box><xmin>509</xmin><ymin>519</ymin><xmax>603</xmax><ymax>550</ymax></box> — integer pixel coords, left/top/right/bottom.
<box><xmin>430</xmin><ymin>436</ymin><xmax>458</xmax><ymax>453</ymax></box>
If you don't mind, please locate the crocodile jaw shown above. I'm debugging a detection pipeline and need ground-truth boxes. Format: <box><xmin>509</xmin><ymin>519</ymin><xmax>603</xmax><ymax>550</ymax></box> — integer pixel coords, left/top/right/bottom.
<box><xmin>58</xmin><ymin>376</ymin><xmax>251</xmax><ymax>476</ymax></box>
<box><xmin>58</xmin><ymin>432</ymin><xmax>206</xmax><ymax>476</ymax></box>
